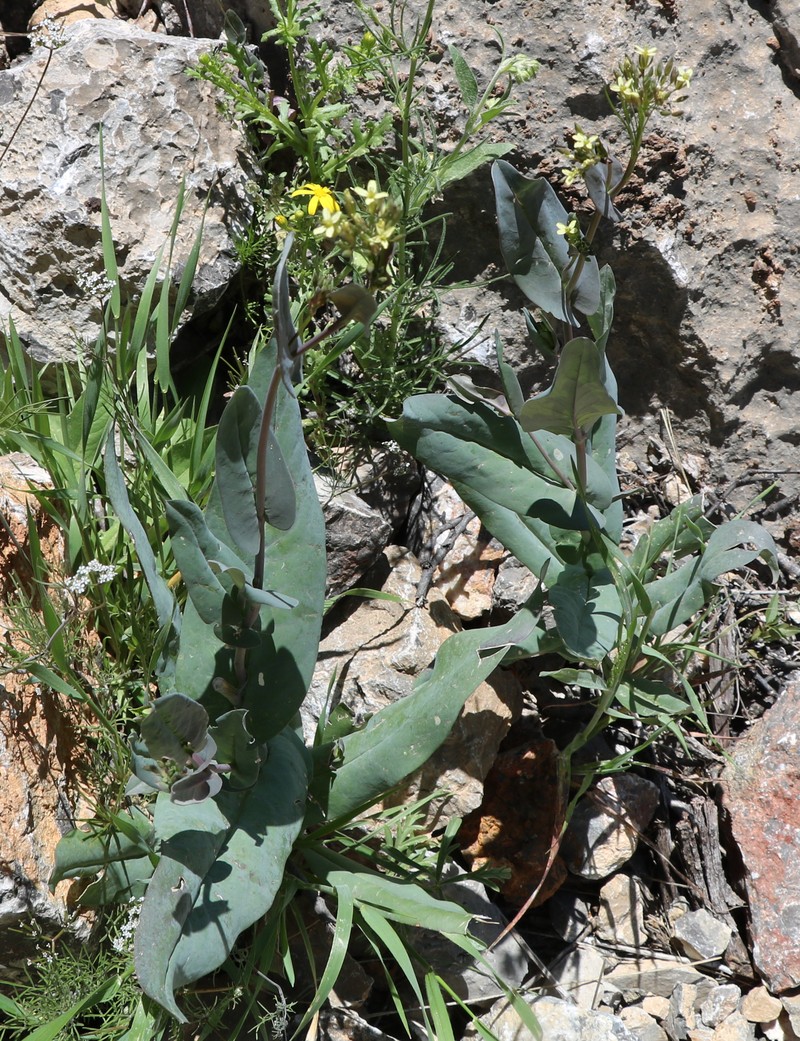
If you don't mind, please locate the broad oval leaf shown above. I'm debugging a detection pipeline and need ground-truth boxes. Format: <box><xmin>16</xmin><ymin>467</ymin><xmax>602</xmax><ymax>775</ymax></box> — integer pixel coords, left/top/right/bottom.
<box><xmin>519</xmin><ymin>338</ymin><xmax>621</xmax><ymax>438</ymax></box>
<box><xmin>134</xmin><ymin>727</ymin><xmax>308</xmax><ymax>1022</ymax></box>
<box><xmin>550</xmin><ymin>566</ymin><xmax>623</xmax><ymax>661</ymax></box>
<box><xmin>492</xmin><ymin>160</ymin><xmax>600</xmax><ymax>323</ymax></box>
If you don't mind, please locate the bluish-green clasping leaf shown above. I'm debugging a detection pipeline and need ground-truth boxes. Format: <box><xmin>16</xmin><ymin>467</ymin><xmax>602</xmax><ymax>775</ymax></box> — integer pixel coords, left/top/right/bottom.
<box><xmin>549</xmin><ymin>565</ymin><xmax>623</xmax><ymax>661</ymax></box>
<box><xmin>325</xmin><ymin>603</ymin><xmax>538</xmax><ymax>822</ymax></box>
<box><xmin>50</xmin><ymin>806</ymin><xmax>155</xmax><ymax>890</ymax></box>
<box><xmin>216</xmin><ymin>386</ymin><xmax>261</xmax><ymax>556</ymax></box>
<box><xmin>520</xmin><ymin>338</ymin><xmax>622</xmax><ymax>438</ymax></box>
<box><xmin>274</xmin><ymin>233</ymin><xmax>301</xmax><ymax>386</ymax></box>
<box><xmin>166</xmin><ymin>500</ymin><xmax>248</xmax><ymax>624</ymax></box>
<box><xmin>492</xmin><ymin>160</ymin><xmax>600</xmax><ymax>323</ymax></box>
<box><xmin>208</xmin><ymin>560</ymin><xmax>297</xmax><ymax>611</ymax></box>
<box><xmin>699</xmin><ymin>520</ymin><xmax>778</xmax><ymax>584</ymax></box>
<box><xmin>209</xmin><ymin>709</ymin><xmax>262</xmax><ymax>790</ymax></box>
<box><xmin>584</xmin><ymin>154</ymin><xmax>623</xmax><ymax>222</ymax></box>
<box><xmin>134</xmin><ymin>726</ymin><xmax>308</xmax><ymax>1023</ymax></box>
<box><xmin>495</xmin><ymin>332</ymin><xmax>525</xmax><ymax>417</ymax></box>
<box><xmin>140</xmin><ymin>692</ymin><xmax>210</xmax><ymax>765</ymax></box>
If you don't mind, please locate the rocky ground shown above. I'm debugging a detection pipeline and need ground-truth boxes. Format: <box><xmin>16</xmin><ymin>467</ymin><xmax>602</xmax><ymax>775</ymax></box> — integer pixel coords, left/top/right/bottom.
<box><xmin>1</xmin><ymin>1</ymin><xmax>799</xmax><ymax>1039</ymax></box>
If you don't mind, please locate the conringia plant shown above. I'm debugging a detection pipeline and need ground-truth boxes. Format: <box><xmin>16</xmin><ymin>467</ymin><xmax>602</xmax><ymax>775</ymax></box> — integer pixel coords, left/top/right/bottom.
<box><xmin>50</xmin><ymin>235</ymin><xmax>545</xmax><ymax>1035</ymax></box>
<box><xmin>390</xmin><ymin>46</ymin><xmax>777</xmax><ymax>770</ymax></box>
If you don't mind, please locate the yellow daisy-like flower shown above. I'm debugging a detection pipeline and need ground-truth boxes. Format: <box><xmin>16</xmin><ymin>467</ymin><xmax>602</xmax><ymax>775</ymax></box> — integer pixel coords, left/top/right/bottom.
<box><xmin>290</xmin><ymin>183</ymin><xmax>340</xmax><ymax>216</ymax></box>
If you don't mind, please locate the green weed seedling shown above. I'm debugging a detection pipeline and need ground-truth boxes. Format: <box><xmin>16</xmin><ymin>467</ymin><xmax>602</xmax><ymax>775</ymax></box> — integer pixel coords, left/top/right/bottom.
<box><xmin>390</xmin><ymin>47</ymin><xmax>778</xmax><ymax>794</ymax></box>
<box><xmin>49</xmin><ymin>236</ymin><xmax>542</xmax><ymax>1038</ymax></box>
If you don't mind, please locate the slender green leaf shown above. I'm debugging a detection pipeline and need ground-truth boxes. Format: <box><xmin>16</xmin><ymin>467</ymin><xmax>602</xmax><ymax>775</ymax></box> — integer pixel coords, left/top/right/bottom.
<box><xmin>327</xmin><ymin>605</ymin><xmax>537</xmax><ymax>820</ymax></box>
<box><xmin>449</xmin><ymin>45</ymin><xmax>478</xmax><ymax>107</ymax></box>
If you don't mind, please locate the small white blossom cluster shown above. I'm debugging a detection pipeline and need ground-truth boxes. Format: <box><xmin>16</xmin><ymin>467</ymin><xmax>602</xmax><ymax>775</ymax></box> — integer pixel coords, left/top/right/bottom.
<box><xmin>77</xmin><ymin>269</ymin><xmax>117</xmax><ymax>299</ymax></box>
<box><xmin>63</xmin><ymin>560</ymin><xmax>117</xmax><ymax>596</ymax></box>
<box><xmin>29</xmin><ymin>15</ymin><xmax>67</xmax><ymax>50</ymax></box>
<box><xmin>111</xmin><ymin>898</ymin><xmax>143</xmax><ymax>954</ymax></box>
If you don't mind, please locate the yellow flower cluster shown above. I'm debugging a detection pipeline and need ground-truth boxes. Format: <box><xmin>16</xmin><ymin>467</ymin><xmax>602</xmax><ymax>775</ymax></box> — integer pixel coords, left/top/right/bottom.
<box><xmin>277</xmin><ymin>179</ymin><xmax>401</xmax><ymax>281</ymax></box>
<box><xmin>608</xmin><ymin>46</ymin><xmax>693</xmax><ymax>117</ymax></box>
<box><xmin>561</xmin><ymin>126</ymin><xmax>607</xmax><ymax>187</ymax></box>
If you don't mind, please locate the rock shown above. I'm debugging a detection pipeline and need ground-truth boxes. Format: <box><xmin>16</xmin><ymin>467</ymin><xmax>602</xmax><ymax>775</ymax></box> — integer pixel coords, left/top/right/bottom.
<box><xmin>434</xmin><ymin>527</ymin><xmax>505</xmax><ymax>621</ymax></box>
<box><xmin>701</xmin><ymin>986</ymin><xmax>743</xmax><ymax>1029</ymax></box>
<box><xmin>645</xmin><ymin>997</ymin><xmax>673</xmax><ymax>1021</ymax></box>
<box><xmin>458</xmin><ymin>737</ymin><xmax>567</xmax><ymax>907</ymax></box>
<box><xmin>414</xmin><ymin>871</ymin><xmax>534</xmax><ymax>1004</ymax></box>
<box><xmin>319</xmin><ymin>1007</ymin><xmax>402</xmax><ymax>1041</ymax></box>
<box><xmin>562</xmin><ymin>773</ymin><xmax>660</xmax><ymax>880</ymax></box>
<box><xmin>464</xmin><ymin>994</ymin><xmax>639</xmax><ymax>1041</ymax></box>
<box><xmin>304</xmin><ymin>546</ymin><xmax>521</xmax><ymax>824</ymax></box>
<box><xmin>549</xmin><ymin>888</ymin><xmax>592</xmax><ymax>943</ymax></box>
<box><xmin>720</xmin><ymin>678</ymin><xmax>800</xmax><ymax>992</ymax></box>
<box><xmin>492</xmin><ymin>555</ymin><xmax>540</xmax><ymax>617</ymax></box>
<box><xmin>315</xmin><ymin>474</ymin><xmax>391</xmax><ymax>597</ymax></box>
<box><xmin>770</xmin><ymin>0</ymin><xmax>800</xmax><ymax>82</ymax></box>
<box><xmin>603</xmin><ymin>957</ymin><xmax>715</xmax><ymax>1004</ymax></box>
<box><xmin>763</xmin><ymin>1014</ymin><xmax>800</xmax><ymax>1041</ymax></box>
<box><xmin>408</xmin><ymin>476</ymin><xmax>504</xmax><ymax>621</ymax></box>
<box><xmin>0</xmin><ymin>455</ymin><xmax>90</xmax><ymax>968</ymax></box>
<box><xmin>595</xmin><ymin>873</ymin><xmax>647</xmax><ymax>948</ymax></box>
<box><xmin>782</xmin><ymin>994</ymin><xmax>800</xmax><ymax>1036</ymax></box>
<box><xmin>548</xmin><ymin>946</ymin><xmax>607</xmax><ymax>1009</ymax></box>
<box><xmin>665</xmin><ymin>983</ymin><xmax>699</xmax><ymax>1041</ymax></box>
<box><xmin>0</xmin><ymin>19</ymin><xmax>253</xmax><ymax>365</ymax></box>
<box><xmin>29</xmin><ymin>0</ymin><xmax>119</xmax><ymax>28</ymax></box>
<box><xmin>741</xmin><ymin>987</ymin><xmax>783</xmax><ymax>1024</ymax></box>
<box><xmin>619</xmin><ymin>1005</ymin><xmax>668</xmax><ymax>1041</ymax></box>
<box><xmin>712</xmin><ymin>1011</ymin><xmax>755</xmax><ymax>1041</ymax></box>
<box><xmin>673</xmin><ymin>909</ymin><xmax>733</xmax><ymax>963</ymax></box>
<box><xmin>687</xmin><ymin>1030</ymin><xmax>714</xmax><ymax>1041</ymax></box>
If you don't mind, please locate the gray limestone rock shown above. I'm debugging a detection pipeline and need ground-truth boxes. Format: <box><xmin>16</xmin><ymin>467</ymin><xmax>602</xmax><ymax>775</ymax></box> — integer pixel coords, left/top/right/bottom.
<box><xmin>562</xmin><ymin>773</ymin><xmax>660</xmax><ymax>880</ymax></box>
<box><xmin>465</xmin><ymin>994</ymin><xmax>640</xmax><ymax>1041</ymax></box>
<box><xmin>0</xmin><ymin>19</ymin><xmax>254</xmax><ymax>364</ymax></box>
<box><xmin>603</xmin><ymin>957</ymin><xmax>715</xmax><ymax>1005</ymax></box>
<box><xmin>596</xmin><ymin>873</ymin><xmax>648</xmax><ymax>948</ymax></box>
<box><xmin>673</xmin><ymin>909</ymin><xmax>733</xmax><ymax>963</ymax></box>
<box><xmin>701</xmin><ymin>985</ymin><xmax>743</xmax><ymax>1030</ymax></box>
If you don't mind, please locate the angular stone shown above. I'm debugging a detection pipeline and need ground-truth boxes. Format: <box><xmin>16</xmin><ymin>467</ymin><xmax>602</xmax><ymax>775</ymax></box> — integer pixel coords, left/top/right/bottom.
<box><xmin>603</xmin><ymin>958</ymin><xmax>715</xmax><ymax>1004</ymax></box>
<box><xmin>562</xmin><ymin>774</ymin><xmax>659</xmax><ymax>880</ymax></box>
<box><xmin>665</xmin><ymin>983</ymin><xmax>699</xmax><ymax>1041</ymax></box>
<box><xmin>596</xmin><ymin>873</ymin><xmax>647</xmax><ymax>947</ymax></box>
<box><xmin>741</xmin><ymin>986</ymin><xmax>783</xmax><ymax>1024</ymax></box>
<box><xmin>464</xmin><ymin>995</ymin><xmax>639</xmax><ymax>1041</ymax></box>
<box><xmin>701</xmin><ymin>985</ymin><xmax>743</xmax><ymax>1029</ymax></box>
<box><xmin>720</xmin><ymin>680</ymin><xmax>800</xmax><ymax>992</ymax></box>
<box><xmin>315</xmin><ymin>474</ymin><xmax>391</xmax><ymax>597</ymax></box>
<box><xmin>304</xmin><ymin>547</ymin><xmax>521</xmax><ymax>825</ymax></box>
<box><xmin>619</xmin><ymin>1006</ymin><xmax>668</xmax><ymax>1041</ymax></box>
<box><xmin>548</xmin><ymin>946</ymin><xmax>607</xmax><ymax>1010</ymax></box>
<box><xmin>459</xmin><ymin>737</ymin><xmax>567</xmax><ymax>907</ymax></box>
<box><xmin>712</xmin><ymin>1012</ymin><xmax>755</xmax><ymax>1041</ymax></box>
<box><xmin>0</xmin><ymin>19</ymin><xmax>253</xmax><ymax>364</ymax></box>
<box><xmin>673</xmin><ymin>909</ymin><xmax>733</xmax><ymax>962</ymax></box>
<box><xmin>644</xmin><ymin>997</ymin><xmax>673</xmax><ymax>1021</ymax></box>
<box><xmin>782</xmin><ymin>994</ymin><xmax>800</xmax><ymax>1036</ymax></box>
